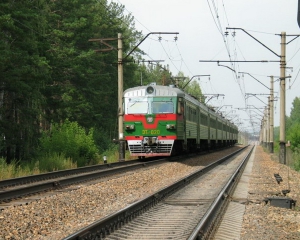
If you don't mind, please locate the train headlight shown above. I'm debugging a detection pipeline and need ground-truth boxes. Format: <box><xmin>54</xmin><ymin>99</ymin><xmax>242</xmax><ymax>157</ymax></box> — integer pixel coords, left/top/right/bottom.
<box><xmin>166</xmin><ymin>124</ymin><xmax>176</xmax><ymax>129</ymax></box>
<box><xmin>125</xmin><ymin>124</ymin><xmax>135</xmax><ymax>130</ymax></box>
<box><xmin>146</xmin><ymin>86</ymin><xmax>154</xmax><ymax>94</ymax></box>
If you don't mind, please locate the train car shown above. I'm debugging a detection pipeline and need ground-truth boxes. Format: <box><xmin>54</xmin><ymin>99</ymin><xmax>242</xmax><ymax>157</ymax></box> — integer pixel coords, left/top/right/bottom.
<box><xmin>123</xmin><ymin>83</ymin><xmax>238</xmax><ymax>158</ymax></box>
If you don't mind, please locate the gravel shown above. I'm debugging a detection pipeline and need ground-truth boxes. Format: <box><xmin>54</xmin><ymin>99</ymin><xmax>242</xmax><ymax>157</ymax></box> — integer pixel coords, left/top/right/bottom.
<box><xmin>0</xmin><ymin>147</ymin><xmax>239</xmax><ymax>240</ymax></box>
<box><xmin>1</xmin><ymin>145</ymin><xmax>299</xmax><ymax>240</ymax></box>
<box><xmin>240</xmin><ymin>145</ymin><xmax>300</xmax><ymax>239</ymax></box>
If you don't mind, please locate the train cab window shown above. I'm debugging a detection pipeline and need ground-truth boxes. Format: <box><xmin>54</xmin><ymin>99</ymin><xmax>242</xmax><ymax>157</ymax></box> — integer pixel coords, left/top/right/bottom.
<box><xmin>127</xmin><ymin>100</ymin><xmax>148</xmax><ymax>114</ymax></box>
<box><xmin>152</xmin><ymin>101</ymin><xmax>174</xmax><ymax>113</ymax></box>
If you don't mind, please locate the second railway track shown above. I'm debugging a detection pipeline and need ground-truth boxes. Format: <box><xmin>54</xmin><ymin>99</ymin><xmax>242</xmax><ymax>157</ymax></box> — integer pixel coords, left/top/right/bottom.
<box><xmin>0</xmin><ymin>146</ymin><xmax>248</xmax><ymax>239</ymax></box>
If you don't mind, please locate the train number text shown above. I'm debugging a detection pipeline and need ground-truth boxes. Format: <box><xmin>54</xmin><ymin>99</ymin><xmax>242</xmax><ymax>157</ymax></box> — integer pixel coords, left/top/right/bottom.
<box><xmin>142</xmin><ymin>129</ymin><xmax>160</xmax><ymax>135</ymax></box>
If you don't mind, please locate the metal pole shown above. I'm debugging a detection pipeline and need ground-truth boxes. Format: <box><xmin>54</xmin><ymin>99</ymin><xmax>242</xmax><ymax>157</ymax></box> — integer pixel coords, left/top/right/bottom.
<box><xmin>270</xmin><ymin>76</ymin><xmax>274</xmax><ymax>153</ymax></box>
<box><xmin>279</xmin><ymin>32</ymin><xmax>286</xmax><ymax>164</ymax></box>
<box><xmin>118</xmin><ymin>33</ymin><xmax>125</xmax><ymax>161</ymax></box>
<box><xmin>267</xmin><ymin>96</ymin><xmax>270</xmax><ymax>151</ymax></box>
<box><xmin>260</xmin><ymin>122</ymin><xmax>263</xmax><ymax>145</ymax></box>
<box><xmin>263</xmin><ymin>108</ymin><xmax>267</xmax><ymax>148</ymax></box>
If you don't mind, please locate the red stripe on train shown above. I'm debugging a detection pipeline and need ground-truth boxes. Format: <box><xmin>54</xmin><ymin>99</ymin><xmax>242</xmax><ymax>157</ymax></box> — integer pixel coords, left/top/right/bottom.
<box><xmin>125</xmin><ymin>136</ymin><xmax>177</xmax><ymax>140</ymax></box>
<box><xmin>124</xmin><ymin>114</ymin><xmax>177</xmax><ymax>129</ymax></box>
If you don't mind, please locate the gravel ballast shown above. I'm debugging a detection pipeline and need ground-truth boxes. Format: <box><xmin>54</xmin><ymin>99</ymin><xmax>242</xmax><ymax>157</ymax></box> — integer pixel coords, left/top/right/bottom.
<box><xmin>1</xmin><ymin>145</ymin><xmax>299</xmax><ymax>239</ymax></box>
<box><xmin>240</xmin><ymin>145</ymin><xmax>300</xmax><ymax>239</ymax></box>
<box><xmin>0</xmin><ymin>147</ymin><xmax>241</xmax><ymax>240</ymax></box>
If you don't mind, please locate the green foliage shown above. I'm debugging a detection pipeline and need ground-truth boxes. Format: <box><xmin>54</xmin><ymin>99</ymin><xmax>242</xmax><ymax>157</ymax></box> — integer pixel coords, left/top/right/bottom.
<box><xmin>0</xmin><ymin>158</ymin><xmax>16</xmax><ymax>180</ymax></box>
<box><xmin>37</xmin><ymin>152</ymin><xmax>76</xmax><ymax>172</ymax></box>
<box><xmin>100</xmin><ymin>144</ymin><xmax>137</xmax><ymax>164</ymax></box>
<box><xmin>93</xmin><ymin>127</ymin><xmax>117</xmax><ymax>152</ymax></box>
<box><xmin>0</xmin><ymin>0</ymin><xmax>188</xmax><ymax>170</ymax></box>
<box><xmin>185</xmin><ymin>80</ymin><xmax>203</xmax><ymax>101</ymax></box>
<box><xmin>285</xmin><ymin>97</ymin><xmax>300</xmax><ymax>170</ymax></box>
<box><xmin>0</xmin><ymin>158</ymin><xmax>37</xmax><ymax>180</ymax></box>
<box><xmin>287</xmin><ymin>123</ymin><xmax>300</xmax><ymax>151</ymax></box>
<box><xmin>128</xmin><ymin>63</ymin><xmax>172</xmax><ymax>88</ymax></box>
<box><xmin>100</xmin><ymin>144</ymin><xmax>119</xmax><ymax>164</ymax></box>
<box><xmin>0</xmin><ymin>155</ymin><xmax>76</xmax><ymax>180</ymax></box>
<box><xmin>176</xmin><ymin>72</ymin><xmax>204</xmax><ymax>102</ymax></box>
<box><xmin>0</xmin><ymin>0</ymin><xmax>143</xmax><ymax>163</ymax></box>
<box><xmin>293</xmin><ymin>150</ymin><xmax>300</xmax><ymax>171</ymax></box>
<box><xmin>273</xmin><ymin>126</ymin><xmax>280</xmax><ymax>153</ymax></box>
<box><xmin>0</xmin><ymin>0</ymin><xmax>51</xmax><ymax>161</ymax></box>
<box><xmin>286</xmin><ymin>97</ymin><xmax>300</xmax><ymax>129</ymax></box>
<box><xmin>38</xmin><ymin>120</ymin><xmax>98</xmax><ymax>166</ymax></box>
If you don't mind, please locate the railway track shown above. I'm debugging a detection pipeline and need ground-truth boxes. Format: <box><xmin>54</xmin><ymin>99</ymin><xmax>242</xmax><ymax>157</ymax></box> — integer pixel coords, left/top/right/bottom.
<box><xmin>63</xmin><ymin>146</ymin><xmax>252</xmax><ymax>240</ymax></box>
<box><xmin>0</xmin><ymin>157</ymin><xmax>169</xmax><ymax>205</ymax></box>
<box><xmin>0</xmin><ymin>147</ymin><xmax>237</xmax><ymax>206</ymax></box>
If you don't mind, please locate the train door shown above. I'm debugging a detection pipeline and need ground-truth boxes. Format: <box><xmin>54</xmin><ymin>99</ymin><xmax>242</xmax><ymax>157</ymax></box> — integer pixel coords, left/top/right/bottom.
<box><xmin>174</xmin><ymin>97</ymin><xmax>185</xmax><ymax>153</ymax></box>
<box><xmin>196</xmin><ymin>107</ymin><xmax>200</xmax><ymax>151</ymax></box>
<box><xmin>207</xmin><ymin>112</ymin><xmax>211</xmax><ymax>150</ymax></box>
<box><xmin>176</xmin><ymin>97</ymin><xmax>185</xmax><ymax>138</ymax></box>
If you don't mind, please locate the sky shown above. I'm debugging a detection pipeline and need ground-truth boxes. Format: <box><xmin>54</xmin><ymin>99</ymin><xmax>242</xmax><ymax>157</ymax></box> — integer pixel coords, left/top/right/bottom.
<box><xmin>111</xmin><ymin>0</ymin><xmax>300</xmax><ymax>134</ymax></box>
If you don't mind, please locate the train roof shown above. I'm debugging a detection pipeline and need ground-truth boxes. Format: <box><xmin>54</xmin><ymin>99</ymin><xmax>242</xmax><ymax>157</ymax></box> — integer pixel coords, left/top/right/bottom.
<box><xmin>124</xmin><ymin>83</ymin><xmax>185</xmax><ymax>98</ymax></box>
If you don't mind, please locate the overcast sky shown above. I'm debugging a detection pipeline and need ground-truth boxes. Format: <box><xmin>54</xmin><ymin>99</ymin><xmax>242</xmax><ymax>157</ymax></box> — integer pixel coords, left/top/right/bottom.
<box><xmin>112</xmin><ymin>0</ymin><xmax>300</xmax><ymax>133</ymax></box>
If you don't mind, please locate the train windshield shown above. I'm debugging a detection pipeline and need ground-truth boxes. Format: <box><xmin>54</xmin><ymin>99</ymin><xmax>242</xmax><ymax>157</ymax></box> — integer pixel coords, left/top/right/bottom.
<box><xmin>127</xmin><ymin>100</ymin><xmax>148</xmax><ymax>114</ymax></box>
<box><xmin>152</xmin><ymin>101</ymin><xmax>174</xmax><ymax>113</ymax></box>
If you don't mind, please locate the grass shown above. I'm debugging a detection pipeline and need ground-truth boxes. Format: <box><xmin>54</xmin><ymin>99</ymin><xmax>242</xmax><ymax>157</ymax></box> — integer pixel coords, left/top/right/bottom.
<box><xmin>0</xmin><ymin>149</ymin><xmax>135</xmax><ymax>181</ymax></box>
<box><xmin>292</xmin><ymin>150</ymin><xmax>300</xmax><ymax>171</ymax></box>
<box><xmin>0</xmin><ymin>159</ymin><xmax>39</xmax><ymax>180</ymax></box>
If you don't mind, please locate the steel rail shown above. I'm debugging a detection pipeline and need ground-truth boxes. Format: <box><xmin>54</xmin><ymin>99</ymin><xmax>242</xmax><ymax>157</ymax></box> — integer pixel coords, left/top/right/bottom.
<box><xmin>188</xmin><ymin>145</ymin><xmax>254</xmax><ymax>239</ymax></box>
<box><xmin>63</xmin><ymin>146</ymin><xmax>248</xmax><ymax>240</ymax></box>
<box><xmin>0</xmin><ymin>160</ymin><xmax>142</xmax><ymax>189</ymax></box>
<box><xmin>0</xmin><ymin>158</ymin><xmax>169</xmax><ymax>203</ymax></box>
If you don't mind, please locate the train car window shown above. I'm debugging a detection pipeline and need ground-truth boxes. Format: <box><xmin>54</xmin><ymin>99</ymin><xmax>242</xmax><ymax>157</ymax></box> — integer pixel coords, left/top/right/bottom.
<box><xmin>127</xmin><ymin>100</ymin><xmax>148</xmax><ymax>114</ymax></box>
<box><xmin>200</xmin><ymin>112</ymin><xmax>207</xmax><ymax>126</ymax></box>
<box><xmin>191</xmin><ymin>109</ymin><xmax>196</xmax><ymax>122</ymax></box>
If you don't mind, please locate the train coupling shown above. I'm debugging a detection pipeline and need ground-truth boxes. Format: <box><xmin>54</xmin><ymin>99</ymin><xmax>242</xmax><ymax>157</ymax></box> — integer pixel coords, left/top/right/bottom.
<box><xmin>143</xmin><ymin>137</ymin><xmax>158</xmax><ymax>146</ymax></box>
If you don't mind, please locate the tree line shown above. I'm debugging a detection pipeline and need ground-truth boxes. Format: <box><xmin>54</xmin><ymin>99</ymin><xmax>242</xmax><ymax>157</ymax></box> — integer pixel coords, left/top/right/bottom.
<box><xmin>274</xmin><ymin>97</ymin><xmax>300</xmax><ymax>170</ymax></box>
<box><xmin>0</xmin><ymin>0</ymin><xmax>177</xmax><ymax>164</ymax></box>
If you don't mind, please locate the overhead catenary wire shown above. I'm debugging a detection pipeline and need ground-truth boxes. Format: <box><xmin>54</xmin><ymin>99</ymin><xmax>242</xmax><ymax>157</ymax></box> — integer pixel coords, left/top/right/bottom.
<box><xmin>206</xmin><ymin>0</ymin><xmax>249</xmax><ymax>111</ymax></box>
<box><xmin>116</xmin><ymin>0</ymin><xmax>198</xmax><ymax>79</ymax></box>
<box><xmin>111</xmin><ymin>1</ymin><xmax>296</xmax><ymax>134</ymax></box>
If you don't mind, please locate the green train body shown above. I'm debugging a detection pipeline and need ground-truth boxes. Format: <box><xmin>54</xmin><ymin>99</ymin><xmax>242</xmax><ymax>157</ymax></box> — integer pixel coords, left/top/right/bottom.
<box><xmin>123</xmin><ymin>83</ymin><xmax>238</xmax><ymax>157</ymax></box>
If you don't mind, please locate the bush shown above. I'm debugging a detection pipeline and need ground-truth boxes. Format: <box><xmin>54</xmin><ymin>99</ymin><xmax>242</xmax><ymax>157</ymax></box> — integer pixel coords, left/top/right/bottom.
<box><xmin>0</xmin><ymin>158</ymin><xmax>16</xmax><ymax>180</ymax></box>
<box><xmin>38</xmin><ymin>152</ymin><xmax>76</xmax><ymax>172</ymax></box>
<box><xmin>287</xmin><ymin>123</ymin><xmax>300</xmax><ymax>152</ymax></box>
<box><xmin>38</xmin><ymin>120</ymin><xmax>98</xmax><ymax>167</ymax></box>
<box><xmin>0</xmin><ymin>158</ymin><xmax>40</xmax><ymax>180</ymax></box>
<box><xmin>292</xmin><ymin>149</ymin><xmax>300</xmax><ymax>171</ymax></box>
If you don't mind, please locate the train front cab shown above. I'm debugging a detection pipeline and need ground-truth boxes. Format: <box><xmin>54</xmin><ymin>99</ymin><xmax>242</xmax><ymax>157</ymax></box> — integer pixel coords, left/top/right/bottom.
<box><xmin>123</xmin><ymin>84</ymin><xmax>183</xmax><ymax>157</ymax></box>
